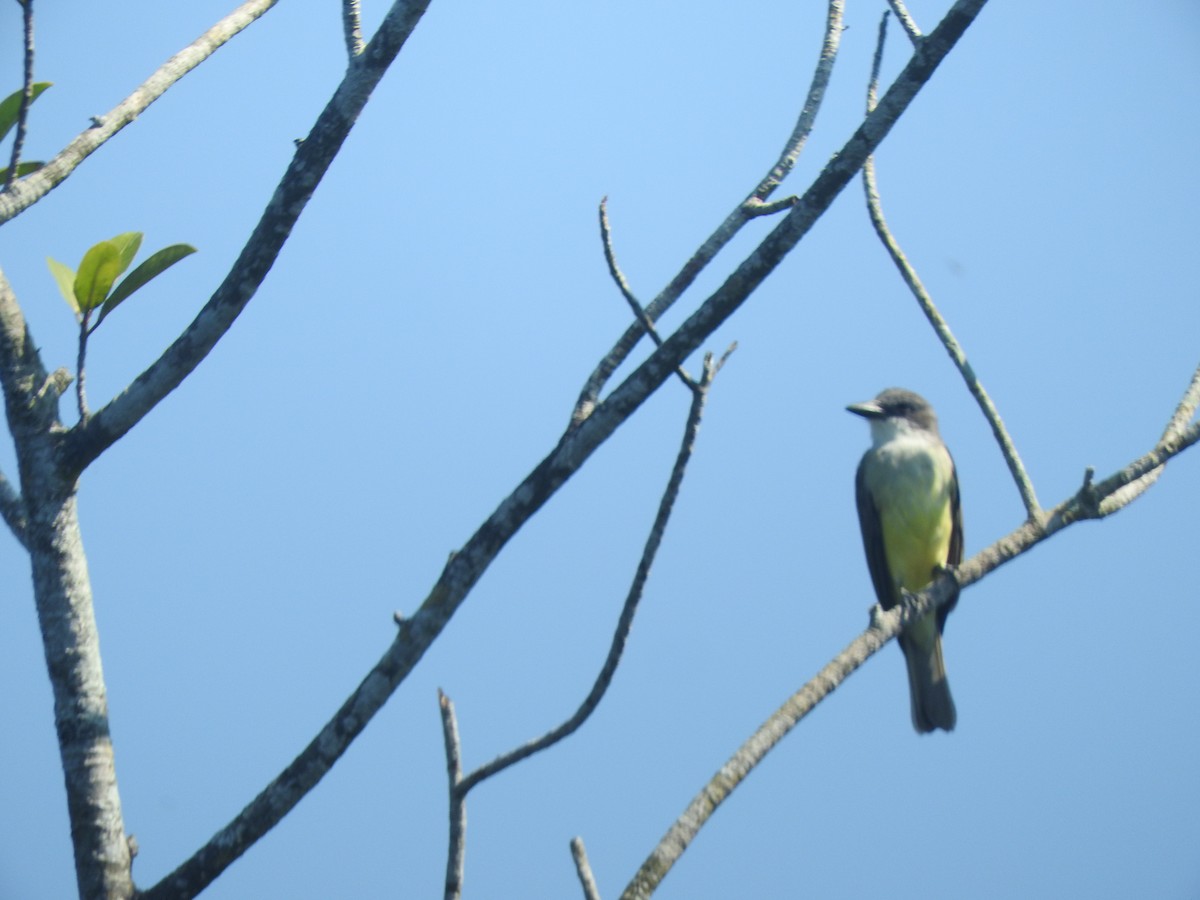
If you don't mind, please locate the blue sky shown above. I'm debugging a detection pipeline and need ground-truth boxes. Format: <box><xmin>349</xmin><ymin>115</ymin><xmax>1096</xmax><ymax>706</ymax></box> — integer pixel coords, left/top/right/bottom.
<box><xmin>2</xmin><ymin>1</ymin><xmax>1198</xmax><ymax>898</ymax></box>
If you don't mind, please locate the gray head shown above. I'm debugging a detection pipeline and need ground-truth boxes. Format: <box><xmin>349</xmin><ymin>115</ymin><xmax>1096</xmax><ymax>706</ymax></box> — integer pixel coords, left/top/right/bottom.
<box><xmin>847</xmin><ymin>388</ymin><xmax>940</xmax><ymax>437</ymax></box>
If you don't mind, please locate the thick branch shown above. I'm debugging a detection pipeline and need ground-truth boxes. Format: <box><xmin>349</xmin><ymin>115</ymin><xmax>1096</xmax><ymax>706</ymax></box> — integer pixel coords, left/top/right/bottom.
<box><xmin>61</xmin><ymin>0</ymin><xmax>433</xmax><ymax>476</ymax></box>
<box><xmin>0</xmin><ymin>0</ymin><xmax>277</xmax><ymax>224</ymax></box>
<box><xmin>0</xmin><ymin>273</ymin><xmax>130</xmax><ymax>895</ymax></box>
<box><xmin>863</xmin><ymin>13</ymin><xmax>1040</xmax><ymax>518</ymax></box>
<box><xmin>620</xmin><ymin>416</ymin><xmax>1200</xmax><ymax>899</ymax></box>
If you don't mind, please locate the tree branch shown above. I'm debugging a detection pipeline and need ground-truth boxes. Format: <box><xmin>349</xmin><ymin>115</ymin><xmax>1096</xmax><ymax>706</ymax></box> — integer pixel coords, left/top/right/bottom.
<box><xmin>138</xmin><ymin>5</ymin><xmax>985</xmax><ymax>893</ymax></box>
<box><xmin>0</xmin><ymin>0</ymin><xmax>277</xmax><ymax>225</ymax></box>
<box><xmin>456</xmin><ymin>352</ymin><xmax>727</xmax><ymax>797</ymax></box>
<box><xmin>887</xmin><ymin>0</ymin><xmax>924</xmax><ymax>45</ymax></box>
<box><xmin>0</xmin><ymin>272</ymin><xmax>130</xmax><ymax>895</ymax></box>
<box><xmin>862</xmin><ymin>12</ymin><xmax>1040</xmax><ymax>518</ymax></box>
<box><xmin>3</xmin><ymin>0</ymin><xmax>36</xmax><ymax>192</ymax></box>
<box><xmin>438</xmin><ymin>690</ymin><xmax>467</xmax><ymax>900</ymax></box>
<box><xmin>0</xmin><ymin>466</ymin><xmax>28</xmax><ymax>548</ymax></box>
<box><xmin>342</xmin><ymin>0</ymin><xmax>365</xmax><ymax>59</ymax></box>
<box><xmin>570</xmin><ymin>0</ymin><xmax>846</xmax><ymax>427</ymax></box>
<box><xmin>598</xmin><ymin>197</ymin><xmax>694</xmax><ymax>388</ymax></box>
<box><xmin>61</xmin><ymin>0</ymin><xmax>433</xmax><ymax>477</ymax></box>
<box><xmin>571</xmin><ymin>837</ymin><xmax>603</xmax><ymax>900</ymax></box>
<box><xmin>620</xmin><ymin>413</ymin><xmax>1200</xmax><ymax>900</ymax></box>
<box><xmin>438</xmin><ymin>353</ymin><xmax>726</xmax><ymax>896</ymax></box>
<box><xmin>1161</xmin><ymin>360</ymin><xmax>1200</xmax><ymax>443</ymax></box>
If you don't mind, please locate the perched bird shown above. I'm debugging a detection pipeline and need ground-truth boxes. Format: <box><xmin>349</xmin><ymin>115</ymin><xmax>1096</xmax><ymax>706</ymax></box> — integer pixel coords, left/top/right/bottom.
<box><xmin>848</xmin><ymin>388</ymin><xmax>963</xmax><ymax>733</ymax></box>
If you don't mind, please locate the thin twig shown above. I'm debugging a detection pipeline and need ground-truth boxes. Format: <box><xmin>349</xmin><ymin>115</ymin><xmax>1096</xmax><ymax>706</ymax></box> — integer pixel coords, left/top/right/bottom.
<box><xmin>863</xmin><ymin>12</ymin><xmax>1040</xmax><ymax>519</ymax></box>
<box><xmin>571</xmin><ymin>837</ymin><xmax>603</xmax><ymax>900</ymax></box>
<box><xmin>742</xmin><ymin>196</ymin><xmax>798</xmax><ymax>218</ymax></box>
<box><xmin>570</xmin><ymin>0</ymin><xmax>846</xmax><ymax>427</ymax></box>
<box><xmin>598</xmin><ymin>198</ymin><xmax>693</xmax><ymax>388</ymax></box>
<box><xmin>0</xmin><ymin>0</ymin><xmax>278</xmax><ymax>224</ymax></box>
<box><xmin>457</xmin><ymin>351</ymin><xmax>728</xmax><ymax>796</ymax></box>
<box><xmin>0</xmin><ymin>468</ymin><xmax>28</xmax><ymax>548</ymax></box>
<box><xmin>1095</xmin><ymin>358</ymin><xmax>1200</xmax><ymax>515</ymax></box>
<box><xmin>887</xmin><ymin>0</ymin><xmax>923</xmax><ymax>45</ymax></box>
<box><xmin>747</xmin><ymin>0</ymin><xmax>845</xmax><ymax>205</ymax></box>
<box><xmin>4</xmin><ymin>0</ymin><xmax>36</xmax><ymax>192</ymax></box>
<box><xmin>342</xmin><ymin>0</ymin><xmax>365</xmax><ymax>59</ymax></box>
<box><xmin>1161</xmin><ymin>359</ymin><xmax>1200</xmax><ymax>443</ymax></box>
<box><xmin>75</xmin><ymin>314</ymin><xmax>90</xmax><ymax>420</ymax></box>
<box><xmin>439</xmin><ymin>691</ymin><xmax>467</xmax><ymax>900</ymax></box>
<box><xmin>620</xmin><ymin>416</ymin><xmax>1200</xmax><ymax>900</ymax></box>
<box><xmin>598</xmin><ymin>198</ymin><xmax>664</xmax><ymax>349</ymax></box>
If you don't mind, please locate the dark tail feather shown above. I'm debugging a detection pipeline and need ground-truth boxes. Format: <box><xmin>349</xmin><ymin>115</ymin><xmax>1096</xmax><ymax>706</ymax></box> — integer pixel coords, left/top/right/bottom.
<box><xmin>901</xmin><ymin>632</ymin><xmax>956</xmax><ymax>733</ymax></box>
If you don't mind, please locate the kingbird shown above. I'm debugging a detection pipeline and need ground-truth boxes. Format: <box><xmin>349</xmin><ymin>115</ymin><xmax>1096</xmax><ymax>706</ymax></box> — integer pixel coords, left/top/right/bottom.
<box><xmin>848</xmin><ymin>388</ymin><xmax>963</xmax><ymax>733</ymax></box>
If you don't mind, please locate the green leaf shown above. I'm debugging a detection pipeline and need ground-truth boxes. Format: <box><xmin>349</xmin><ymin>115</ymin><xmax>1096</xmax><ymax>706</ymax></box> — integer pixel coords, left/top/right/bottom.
<box><xmin>47</xmin><ymin>256</ymin><xmax>79</xmax><ymax>315</ymax></box>
<box><xmin>94</xmin><ymin>243</ymin><xmax>197</xmax><ymax>328</ymax></box>
<box><xmin>107</xmin><ymin>232</ymin><xmax>143</xmax><ymax>277</ymax></box>
<box><xmin>73</xmin><ymin>241</ymin><xmax>123</xmax><ymax>312</ymax></box>
<box><xmin>0</xmin><ymin>160</ymin><xmax>43</xmax><ymax>182</ymax></box>
<box><xmin>0</xmin><ymin>82</ymin><xmax>52</xmax><ymax>144</ymax></box>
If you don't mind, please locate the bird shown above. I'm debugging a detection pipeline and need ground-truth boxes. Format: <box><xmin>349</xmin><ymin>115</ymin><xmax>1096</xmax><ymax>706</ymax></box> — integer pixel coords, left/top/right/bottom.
<box><xmin>848</xmin><ymin>388</ymin><xmax>963</xmax><ymax>733</ymax></box>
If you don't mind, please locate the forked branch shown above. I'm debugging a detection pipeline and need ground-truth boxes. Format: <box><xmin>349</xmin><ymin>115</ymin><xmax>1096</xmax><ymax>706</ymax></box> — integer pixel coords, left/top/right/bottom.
<box><xmin>863</xmin><ymin>12</ymin><xmax>1040</xmax><ymax>518</ymax></box>
<box><xmin>440</xmin><ymin>349</ymin><xmax>732</xmax><ymax>897</ymax></box>
<box><xmin>570</xmin><ymin>0</ymin><xmax>847</xmax><ymax>427</ymax></box>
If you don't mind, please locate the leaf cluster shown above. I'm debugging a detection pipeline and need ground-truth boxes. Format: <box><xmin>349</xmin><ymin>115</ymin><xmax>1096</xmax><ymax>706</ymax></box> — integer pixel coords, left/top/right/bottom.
<box><xmin>47</xmin><ymin>233</ymin><xmax>196</xmax><ymax>333</ymax></box>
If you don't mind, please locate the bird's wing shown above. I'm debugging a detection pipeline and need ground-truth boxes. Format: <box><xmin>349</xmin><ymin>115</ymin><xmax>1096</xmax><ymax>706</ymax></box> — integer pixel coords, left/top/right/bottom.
<box><xmin>855</xmin><ymin>455</ymin><xmax>898</xmax><ymax>610</ymax></box>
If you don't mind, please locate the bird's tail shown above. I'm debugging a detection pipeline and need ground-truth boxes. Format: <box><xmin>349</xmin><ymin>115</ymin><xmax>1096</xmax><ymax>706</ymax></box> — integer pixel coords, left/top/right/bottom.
<box><xmin>900</xmin><ymin>627</ymin><xmax>957</xmax><ymax>733</ymax></box>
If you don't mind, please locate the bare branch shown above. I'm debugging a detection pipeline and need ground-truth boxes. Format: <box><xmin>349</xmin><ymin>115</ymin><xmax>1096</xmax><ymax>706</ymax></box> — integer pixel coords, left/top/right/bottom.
<box><xmin>0</xmin><ymin>0</ymin><xmax>278</xmax><ymax>224</ymax></box>
<box><xmin>457</xmin><ymin>352</ymin><xmax>723</xmax><ymax>796</ymax></box>
<box><xmin>0</xmin><ymin>467</ymin><xmax>28</xmax><ymax>548</ymax></box>
<box><xmin>598</xmin><ymin>197</ymin><xmax>664</xmax><ymax>349</ymax></box>
<box><xmin>742</xmin><ymin>196</ymin><xmax>798</xmax><ymax>218</ymax></box>
<box><xmin>3</xmin><ymin>0</ymin><xmax>36</xmax><ymax>192</ymax></box>
<box><xmin>1162</xmin><ymin>359</ymin><xmax>1200</xmax><ymax>442</ymax></box>
<box><xmin>863</xmin><ymin>12</ymin><xmax>1040</xmax><ymax>518</ymax></box>
<box><xmin>343</xmin><ymin>0</ymin><xmax>365</xmax><ymax>59</ymax></box>
<box><xmin>1094</xmin><ymin>360</ymin><xmax>1200</xmax><ymax>513</ymax></box>
<box><xmin>598</xmin><ymin>198</ymin><xmax>694</xmax><ymax>389</ymax></box>
<box><xmin>439</xmin><ymin>691</ymin><xmax>467</xmax><ymax>900</ymax></box>
<box><xmin>61</xmin><ymin>0</ymin><xmax>434</xmax><ymax>477</ymax></box>
<box><xmin>571</xmin><ymin>837</ymin><xmax>603</xmax><ymax>900</ymax></box>
<box><xmin>139</xmin><ymin>7</ymin><xmax>986</xmax><ymax>893</ymax></box>
<box><xmin>748</xmin><ymin>0</ymin><xmax>846</xmax><ymax>205</ymax></box>
<box><xmin>887</xmin><ymin>0</ymin><xmax>924</xmax><ymax>45</ymax></box>
<box><xmin>620</xmin><ymin>415</ymin><xmax>1200</xmax><ymax>900</ymax></box>
<box><xmin>570</xmin><ymin>0</ymin><xmax>846</xmax><ymax>427</ymax></box>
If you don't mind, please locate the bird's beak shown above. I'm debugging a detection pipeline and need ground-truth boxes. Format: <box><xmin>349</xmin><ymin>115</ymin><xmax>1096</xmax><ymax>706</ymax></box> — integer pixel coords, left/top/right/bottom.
<box><xmin>846</xmin><ymin>400</ymin><xmax>884</xmax><ymax>419</ymax></box>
